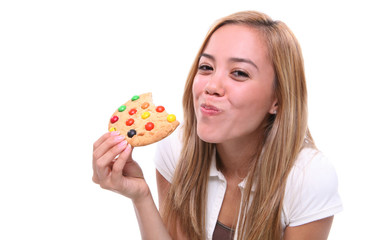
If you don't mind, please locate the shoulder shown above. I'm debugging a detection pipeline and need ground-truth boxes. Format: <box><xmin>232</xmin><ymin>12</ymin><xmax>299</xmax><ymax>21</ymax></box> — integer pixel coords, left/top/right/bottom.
<box><xmin>282</xmin><ymin>148</ymin><xmax>343</xmax><ymax>227</ymax></box>
<box><xmin>153</xmin><ymin>126</ymin><xmax>183</xmax><ymax>183</ymax></box>
<box><xmin>287</xmin><ymin>148</ymin><xmax>338</xmax><ymax>195</ymax></box>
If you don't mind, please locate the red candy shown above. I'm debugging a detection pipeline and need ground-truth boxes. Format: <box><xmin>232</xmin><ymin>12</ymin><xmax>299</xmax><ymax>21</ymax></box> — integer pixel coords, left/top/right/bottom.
<box><xmin>126</xmin><ymin>118</ymin><xmax>134</xmax><ymax>126</ymax></box>
<box><xmin>110</xmin><ymin>116</ymin><xmax>119</xmax><ymax>123</ymax></box>
<box><xmin>156</xmin><ymin>106</ymin><xmax>165</xmax><ymax>113</ymax></box>
<box><xmin>129</xmin><ymin>108</ymin><xmax>137</xmax><ymax>115</ymax></box>
<box><xmin>145</xmin><ymin>122</ymin><xmax>154</xmax><ymax>131</ymax></box>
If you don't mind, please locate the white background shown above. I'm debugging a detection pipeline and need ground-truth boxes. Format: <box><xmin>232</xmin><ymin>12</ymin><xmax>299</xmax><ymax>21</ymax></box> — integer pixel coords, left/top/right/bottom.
<box><xmin>1</xmin><ymin>0</ymin><xmax>366</xmax><ymax>239</ymax></box>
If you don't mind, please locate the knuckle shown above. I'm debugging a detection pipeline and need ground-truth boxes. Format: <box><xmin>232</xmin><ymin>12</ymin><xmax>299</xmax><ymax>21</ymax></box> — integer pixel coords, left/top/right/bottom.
<box><xmin>112</xmin><ymin>165</ymin><xmax>122</xmax><ymax>175</ymax></box>
<box><xmin>99</xmin><ymin>181</ymin><xmax>109</xmax><ymax>190</ymax></box>
<box><xmin>96</xmin><ymin>159</ymin><xmax>105</xmax><ymax>169</ymax></box>
<box><xmin>92</xmin><ymin>175</ymin><xmax>99</xmax><ymax>184</ymax></box>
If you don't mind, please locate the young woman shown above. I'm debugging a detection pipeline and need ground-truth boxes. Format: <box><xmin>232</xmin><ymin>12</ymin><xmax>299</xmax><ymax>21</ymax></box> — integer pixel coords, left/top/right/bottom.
<box><xmin>92</xmin><ymin>11</ymin><xmax>342</xmax><ymax>240</ymax></box>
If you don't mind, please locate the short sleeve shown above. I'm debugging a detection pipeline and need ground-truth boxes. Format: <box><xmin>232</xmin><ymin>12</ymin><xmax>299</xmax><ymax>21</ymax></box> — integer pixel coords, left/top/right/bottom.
<box><xmin>153</xmin><ymin>126</ymin><xmax>183</xmax><ymax>183</ymax></box>
<box><xmin>282</xmin><ymin>148</ymin><xmax>343</xmax><ymax>227</ymax></box>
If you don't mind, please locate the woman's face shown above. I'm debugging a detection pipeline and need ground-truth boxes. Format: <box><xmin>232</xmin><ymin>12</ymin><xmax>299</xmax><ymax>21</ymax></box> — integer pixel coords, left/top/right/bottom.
<box><xmin>193</xmin><ymin>24</ymin><xmax>277</xmax><ymax>144</ymax></box>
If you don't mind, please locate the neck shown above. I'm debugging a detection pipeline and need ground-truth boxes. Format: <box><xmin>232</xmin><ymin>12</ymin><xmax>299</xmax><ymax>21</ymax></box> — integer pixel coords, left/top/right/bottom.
<box><xmin>216</xmin><ymin>134</ymin><xmax>262</xmax><ymax>182</ymax></box>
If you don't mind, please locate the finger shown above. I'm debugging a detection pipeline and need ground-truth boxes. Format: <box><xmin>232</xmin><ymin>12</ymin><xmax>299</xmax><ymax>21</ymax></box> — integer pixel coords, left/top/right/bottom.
<box><xmin>95</xmin><ymin>140</ymin><xmax>128</xmax><ymax>180</ymax></box>
<box><xmin>93</xmin><ymin>132</ymin><xmax>113</xmax><ymax>184</ymax></box>
<box><xmin>95</xmin><ymin>138</ymin><xmax>127</xmax><ymax>169</ymax></box>
<box><xmin>122</xmin><ymin>147</ymin><xmax>144</xmax><ymax>178</ymax></box>
<box><xmin>93</xmin><ymin>131</ymin><xmax>118</xmax><ymax>151</ymax></box>
<box><xmin>92</xmin><ymin>133</ymin><xmax>124</xmax><ymax>182</ymax></box>
<box><xmin>111</xmin><ymin>144</ymin><xmax>133</xmax><ymax>183</ymax></box>
<box><xmin>93</xmin><ymin>133</ymin><xmax>125</xmax><ymax>163</ymax></box>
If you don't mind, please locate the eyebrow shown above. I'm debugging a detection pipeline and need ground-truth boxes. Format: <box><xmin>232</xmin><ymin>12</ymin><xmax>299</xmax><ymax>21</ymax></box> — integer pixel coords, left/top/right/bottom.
<box><xmin>200</xmin><ymin>53</ymin><xmax>259</xmax><ymax>70</ymax></box>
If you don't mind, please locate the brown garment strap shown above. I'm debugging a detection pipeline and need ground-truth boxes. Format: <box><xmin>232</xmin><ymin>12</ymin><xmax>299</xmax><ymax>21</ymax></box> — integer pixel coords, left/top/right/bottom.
<box><xmin>212</xmin><ymin>221</ymin><xmax>235</xmax><ymax>240</ymax></box>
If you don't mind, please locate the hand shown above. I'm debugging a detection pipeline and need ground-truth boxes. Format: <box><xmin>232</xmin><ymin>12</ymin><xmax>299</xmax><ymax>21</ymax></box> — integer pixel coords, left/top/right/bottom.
<box><xmin>92</xmin><ymin>132</ymin><xmax>150</xmax><ymax>202</ymax></box>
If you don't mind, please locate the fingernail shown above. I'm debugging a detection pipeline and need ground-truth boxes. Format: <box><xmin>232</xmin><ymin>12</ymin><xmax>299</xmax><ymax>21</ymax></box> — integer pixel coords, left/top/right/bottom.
<box><xmin>117</xmin><ymin>140</ymin><xmax>127</xmax><ymax>148</ymax></box>
<box><xmin>115</xmin><ymin>135</ymin><xmax>124</xmax><ymax>142</ymax></box>
<box><xmin>110</xmin><ymin>131</ymin><xmax>120</xmax><ymax>136</ymax></box>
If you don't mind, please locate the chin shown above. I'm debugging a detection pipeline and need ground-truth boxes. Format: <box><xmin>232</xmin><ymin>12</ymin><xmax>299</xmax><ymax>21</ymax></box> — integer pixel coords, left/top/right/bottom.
<box><xmin>196</xmin><ymin>125</ymin><xmax>222</xmax><ymax>144</ymax></box>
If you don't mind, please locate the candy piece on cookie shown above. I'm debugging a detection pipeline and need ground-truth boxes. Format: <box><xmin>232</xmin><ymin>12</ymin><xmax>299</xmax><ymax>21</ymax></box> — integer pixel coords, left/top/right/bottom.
<box><xmin>108</xmin><ymin>92</ymin><xmax>180</xmax><ymax>147</ymax></box>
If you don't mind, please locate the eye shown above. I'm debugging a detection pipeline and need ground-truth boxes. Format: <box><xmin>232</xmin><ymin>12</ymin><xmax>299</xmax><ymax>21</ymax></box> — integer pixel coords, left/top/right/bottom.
<box><xmin>198</xmin><ymin>64</ymin><xmax>213</xmax><ymax>71</ymax></box>
<box><xmin>231</xmin><ymin>70</ymin><xmax>250</xmax><ymax>79</ymax></box>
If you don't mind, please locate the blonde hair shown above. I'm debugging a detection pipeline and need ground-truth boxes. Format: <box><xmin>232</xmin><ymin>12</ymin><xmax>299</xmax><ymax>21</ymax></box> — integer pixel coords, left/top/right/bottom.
<box><xmin>163</xmin><ymin>11</ymin><xmax>315</xmax><ymax>240</ymax></box>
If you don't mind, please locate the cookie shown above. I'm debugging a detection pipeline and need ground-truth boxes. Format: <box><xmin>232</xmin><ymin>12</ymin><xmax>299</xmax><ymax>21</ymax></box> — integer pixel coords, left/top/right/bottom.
<box><xmin>108</xmin><ymin>93</ymin><xmax>180</xmax><ymax>147</ymax></box>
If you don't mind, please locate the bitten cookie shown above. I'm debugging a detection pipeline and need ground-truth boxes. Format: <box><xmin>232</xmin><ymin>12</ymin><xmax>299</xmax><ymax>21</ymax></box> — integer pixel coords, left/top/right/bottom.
<box><xmin>108</xmin><ymin>93</ymin><xmax>180</xmax><ymax>147</ymax></box>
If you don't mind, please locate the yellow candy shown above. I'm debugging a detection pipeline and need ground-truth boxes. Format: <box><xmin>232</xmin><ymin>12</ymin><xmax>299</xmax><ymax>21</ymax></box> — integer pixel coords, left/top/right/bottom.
<box><xmin>167</xmin><ymin>114</ymin><xmax>176</xmax><ymax>123</ymax></box>
<box><xmin>109</xmin><ymin>127</ymin><xmax>116</xmax><ymax>132</ymax></box>
<box><xmin>141</xmin><ymin>111</ymin><xmax>150</xmax><ymax>119</ymax></box>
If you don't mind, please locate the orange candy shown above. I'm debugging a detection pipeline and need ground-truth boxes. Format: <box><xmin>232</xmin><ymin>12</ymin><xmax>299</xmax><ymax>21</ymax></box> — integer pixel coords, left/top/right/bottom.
<box><xmin>141</xmin><ymin>102</ymin><xmax>150</xmax><ymax>109</ymax></box>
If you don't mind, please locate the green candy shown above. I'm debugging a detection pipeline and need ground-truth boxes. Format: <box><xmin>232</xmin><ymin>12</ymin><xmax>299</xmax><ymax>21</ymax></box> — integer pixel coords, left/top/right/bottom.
<box><xmin>131</xmin><ymin>95</ymin><xmax>140</xmax><ymax>101</ymax></box>
<box><xmin>118</xmin><ymin>105</ymin><xmax>126</xmax><ymax>112</ymax></box>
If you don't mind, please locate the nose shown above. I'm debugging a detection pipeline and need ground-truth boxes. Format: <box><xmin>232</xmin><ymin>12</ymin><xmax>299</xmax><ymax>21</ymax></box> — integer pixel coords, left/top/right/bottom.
<box><xmin>204</xmin><ymin>72</ymin><xmax>225</xmax><ymax>97</ymax></box>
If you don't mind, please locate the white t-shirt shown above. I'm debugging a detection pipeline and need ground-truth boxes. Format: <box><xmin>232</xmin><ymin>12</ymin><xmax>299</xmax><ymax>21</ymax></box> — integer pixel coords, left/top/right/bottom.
<box><xmin>154</xmin><ymin>128</ymin><xmax>343</xmax><ymax>239</ymax></box>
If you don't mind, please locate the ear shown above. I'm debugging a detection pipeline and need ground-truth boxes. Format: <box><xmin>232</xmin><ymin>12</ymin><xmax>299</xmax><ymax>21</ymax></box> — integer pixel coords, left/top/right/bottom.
<box><xmin>269</xmin><ymin>98</ymin><xmax>278</xmax><ymax>115</ymax></box>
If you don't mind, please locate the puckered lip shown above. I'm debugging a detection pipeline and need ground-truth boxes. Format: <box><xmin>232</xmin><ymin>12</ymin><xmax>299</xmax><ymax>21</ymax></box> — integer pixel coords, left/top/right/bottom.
<box><xmin>200</xmin><ymin>103</ymin><xmax>222</xmax><ymax>115</ymax></box>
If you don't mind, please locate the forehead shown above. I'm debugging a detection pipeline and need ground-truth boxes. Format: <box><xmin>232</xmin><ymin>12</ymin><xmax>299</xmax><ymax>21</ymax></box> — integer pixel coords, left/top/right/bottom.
<box><xmin>204</xmin><ymin>24</ymin><xmax>270</xmax><ymax>64</ymax></box>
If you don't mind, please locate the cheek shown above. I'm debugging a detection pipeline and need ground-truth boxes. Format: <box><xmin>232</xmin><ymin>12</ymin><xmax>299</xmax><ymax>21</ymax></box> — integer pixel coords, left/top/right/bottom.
<box><xmin>192</xmin><ymin>76</ymin><xmax>207</xmax><ymax>102</ymax></box>
<box><xmin>229</xmin><ymin>83</ymin><xmax>273</xmax><ymax>120</ymax></box>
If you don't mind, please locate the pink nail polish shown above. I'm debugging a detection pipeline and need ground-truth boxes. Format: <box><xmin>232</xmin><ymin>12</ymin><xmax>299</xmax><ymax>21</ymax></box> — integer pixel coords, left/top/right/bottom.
<box><xmin>110</xmin><ymin>131</ymin><xmax>120</xmax><ymax>136</ymax></box>
<box><xmin>118</xmin><ymin>140</ymin><xmax>127</xmax><ymax>148</ymax></box>
<box><xmin>115</xmin><ymin>136</ymin><xmax>124</xmax><ymax>141</ymax></box>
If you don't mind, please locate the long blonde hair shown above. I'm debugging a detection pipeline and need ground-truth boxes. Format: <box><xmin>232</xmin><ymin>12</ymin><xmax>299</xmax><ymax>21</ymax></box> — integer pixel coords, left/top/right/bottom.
<box><xmin>163</xmin><ymin>11</ymin><xmax>315</xmax><ymax>240</ymax></box>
